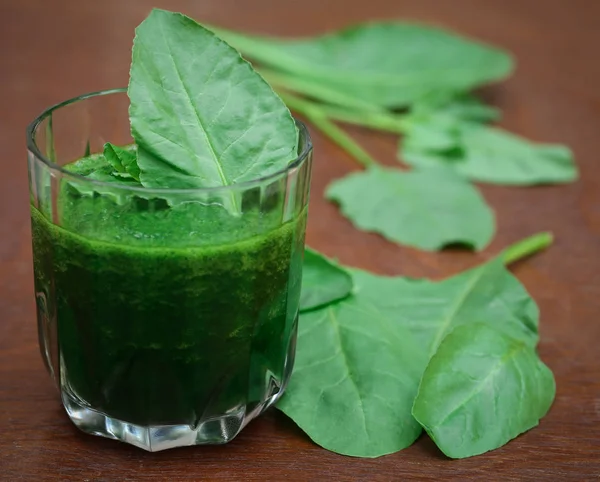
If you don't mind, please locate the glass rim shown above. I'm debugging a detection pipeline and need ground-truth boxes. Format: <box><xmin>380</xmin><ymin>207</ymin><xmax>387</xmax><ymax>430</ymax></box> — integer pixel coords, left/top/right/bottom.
<box><xmin>26</xmin><ymin>88</ymin><xmax>313</xmax><ymax>194</ymax></box>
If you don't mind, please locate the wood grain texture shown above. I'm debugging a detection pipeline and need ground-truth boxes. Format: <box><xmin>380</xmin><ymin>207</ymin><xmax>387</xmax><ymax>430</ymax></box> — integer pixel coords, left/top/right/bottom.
<box><xmin>1</xmin><ymin>0</ymin><xmax>599</xmax><ymax>480</ymax></box>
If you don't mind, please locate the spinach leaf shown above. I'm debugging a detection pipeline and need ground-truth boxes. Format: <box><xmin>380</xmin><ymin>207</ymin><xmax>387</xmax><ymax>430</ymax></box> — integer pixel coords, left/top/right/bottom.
<box><xmin>103</xmin><ymin>143</ymin><xmax>140</xmax><ymax>181</ymax></box>
<box><xmin>400</xmin><ymin>113</ymin><xmax>577</xmax><ymax>185</ymax></box>
<box><xmin>83</xmin><ymin>139</ymin><xmax>91</xmax><ymax>157</ymax></box>
<box><xmin>278</xmin><ymin>279</ymin><xmax>427</xmax><ymax>458</ymax></box>
<box><xmin>326</xmin><ymin>166</ymin><xmax>495</xmax><ymax>251</ymax></box>
<box><xmin>129</xmin><ymin>9</ymin><xmax>298</xmax><ymax>207</ymax></box>
<box><xmin>412</xmin><ymin>93</ymin><xmax>501</xmax><ymax>123</ymax></box>
<box><xmin>300</xmin><ymin>248</ymin><xmax>353</xmax><ymax>312</ymax></box>
<box><xmin>212</xmin><ymin>22</ymin><xmax>513</xmax><ymax>108</ymax></box>
<box><xmin>63</xmin><ymin>153</ymin><xmax>143</xmax><ymax>204</ymax></box>
<box><xmin>393</xmin><ymin>95</ymin><xmax>499</xmax><ymax>154</ymax></box>
<box><xmin>412</xmin><ymin>323</ymin><xmax>555</xmax><ymax>458</ymax></box>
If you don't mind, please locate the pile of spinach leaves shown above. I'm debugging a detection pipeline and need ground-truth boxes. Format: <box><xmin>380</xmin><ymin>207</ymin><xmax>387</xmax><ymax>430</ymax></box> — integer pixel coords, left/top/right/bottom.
<box><xmin>292</xmin><ymin>236</ymin><xmax>555</xmax><ymax>458</ymax></box>
<box><xmin>73</xmin><ymin>10</ymin><xmax>561</xmax><ymax>460</ymax></box>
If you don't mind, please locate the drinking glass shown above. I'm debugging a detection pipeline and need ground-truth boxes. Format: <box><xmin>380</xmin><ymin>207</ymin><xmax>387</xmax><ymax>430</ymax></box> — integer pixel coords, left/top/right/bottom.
<box><xmin>27</xmin><ymin>89</ymin><xmax>312</xmax><ymax>451</ymax></box>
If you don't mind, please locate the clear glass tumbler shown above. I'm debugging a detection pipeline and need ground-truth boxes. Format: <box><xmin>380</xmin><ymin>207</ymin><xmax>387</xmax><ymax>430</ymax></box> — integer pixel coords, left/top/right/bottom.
<box><xmin>26</xmin><ymin>89</ymin><xmax>312</xmax><ymax>451</ymax></box>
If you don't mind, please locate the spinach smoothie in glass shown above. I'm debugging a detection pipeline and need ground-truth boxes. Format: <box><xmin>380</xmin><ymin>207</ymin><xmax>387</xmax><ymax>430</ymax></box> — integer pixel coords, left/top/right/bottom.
<box><xmin>27</xmin><ymin>9</ymin><xmax>312</xmax><ymax>451</ymax></box>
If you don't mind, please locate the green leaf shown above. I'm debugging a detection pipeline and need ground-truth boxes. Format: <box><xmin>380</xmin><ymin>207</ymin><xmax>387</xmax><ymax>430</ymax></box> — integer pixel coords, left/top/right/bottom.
<box><xmin>412</xmin><ymin>93</ymin><xmax>501</xmax><ymax>123</ymax></box>
<box><xmin>63</xmin><ymin>152</ymin><xmax>143</xmax><ymax>204</ymax></box>
<box><xmin>129</xmin><ymin>9</ymin><xmax>298</xmax><ymax>205</ymax></box>
<box><xmin>412</xmin><ymin>323</ymin><xmax>556</xmax><ymax>459</ymax></box>
<box><xmin>83</xmin><ymin>139</ymin><xmax>91</xmax><ymax>157</ymax></box>
<box><xmin>300</xmin><ymin>248</ymin><xmax>353</xmax><ymax>312</ymax></box>
<box><xmin>103</xmin><ymin>143</ymin><xmax>141</xmax><ymax>181</ymax></box>
<box><xmin>352</xmin><ymin>257</ymin><xmax>539</xmax><ymax>359</ymax></box>
<box><xmin>400</xmin><ymin>115</ymin><xmax>577</xmax><ymax>185</ymax></box>
<box><xmin>213</xmin><ymin>22</ymin><xmax>513</xmax><ymax>108</ymax></box>
<box><xmin>278</xmin><ymin>276</ymin><xmax>427</xmax><ymax>457</ymax></box>
<box><xmin>326</xmin><ymin>166</ymin><xmax>495</xmax><ymax>251</ymax></box>
<box><xmin>399</xmin><ymin>95</ymin><xmax>500</xmax><ymax>154</ymax></box>
<box><xmin>401</xmin><ymin>115</ymin><xmax>461</xmax><ymax>152</ymax></box>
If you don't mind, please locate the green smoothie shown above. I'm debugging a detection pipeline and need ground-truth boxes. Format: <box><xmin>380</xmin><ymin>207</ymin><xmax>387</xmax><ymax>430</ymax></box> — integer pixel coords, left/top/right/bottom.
<box><xmin>32</xmin><ymin>154</ymin><xmax>306</xmax><ymax>428</ymax></box>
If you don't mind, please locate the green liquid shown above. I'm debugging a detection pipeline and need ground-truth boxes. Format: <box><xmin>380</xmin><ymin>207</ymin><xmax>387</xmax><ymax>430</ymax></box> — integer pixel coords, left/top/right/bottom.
<box><xmin>32</xmin><ymin>158</ymin><xmax>306</xmax><ymax>427</ymax></box>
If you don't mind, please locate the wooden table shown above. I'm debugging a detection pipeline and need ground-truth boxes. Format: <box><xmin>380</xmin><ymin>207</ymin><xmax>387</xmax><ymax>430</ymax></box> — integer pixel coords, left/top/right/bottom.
<box><xmin>1</xmin><ymin>0</ymin><xmax>598</xmax><ymax>479</ymax></box>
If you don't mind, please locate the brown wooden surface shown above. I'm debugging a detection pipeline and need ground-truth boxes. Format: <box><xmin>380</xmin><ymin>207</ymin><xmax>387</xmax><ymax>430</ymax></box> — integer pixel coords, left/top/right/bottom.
<box><xmin>1</xmin><ymin>0</ymin><xmax>599</xmax><ymax>480</ymax></box>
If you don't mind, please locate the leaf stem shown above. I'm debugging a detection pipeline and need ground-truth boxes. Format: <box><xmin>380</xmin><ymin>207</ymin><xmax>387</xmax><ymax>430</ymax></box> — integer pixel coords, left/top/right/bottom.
<box><xmin>312</xmin><ymin>103</ymin><xmax>407</xmax><ymax>134</ymax></box>
<box><xmin>259</xmin><ymin>67</ymin><xmax>381</xmax><ymax>113</ymax></box>
<box><xmin>255</xmin><ymin>66</ymin><xmax>378</xmax><ymax>111</ymax></box>
<box><xmin>502</xmin><ymin>232</ymin><xmax>553</xmax><ymax>265</ymax></box>
<box><xmin>280</xmin><ymin>91</ymin><xmax>378</xmax><ymax>169</ymax></box>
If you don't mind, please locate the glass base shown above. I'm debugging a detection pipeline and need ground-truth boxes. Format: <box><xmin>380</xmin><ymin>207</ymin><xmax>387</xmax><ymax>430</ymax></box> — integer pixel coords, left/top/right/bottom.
<box><xmin>60</xmin><ymin>318</ymin><xmax>297</xmax><ymax>452</ymax></box>
<box><xmin>62</xmin><ymin>383</ymin><xmax>283</xmax><ymax>452</ymax></box>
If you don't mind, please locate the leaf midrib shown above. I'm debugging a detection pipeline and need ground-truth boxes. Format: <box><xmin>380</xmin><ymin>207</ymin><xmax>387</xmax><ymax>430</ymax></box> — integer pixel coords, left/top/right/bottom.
<box><xmin>158</xmin><ymin>19</ymin><xmax>230</xmax><ymax>187</ymax></box>
<box><xmin>428</xmin><ymin>266</ymin><xmax>487</xmax><ymax>357</ymax></box>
